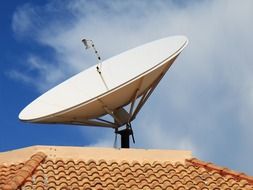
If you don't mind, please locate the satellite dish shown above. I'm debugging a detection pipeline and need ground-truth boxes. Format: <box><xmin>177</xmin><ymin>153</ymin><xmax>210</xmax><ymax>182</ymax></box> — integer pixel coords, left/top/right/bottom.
<box><xmin>19</xmin><ymin>35</ymin><xmax>188</xmax><ymax>148</ymax></box>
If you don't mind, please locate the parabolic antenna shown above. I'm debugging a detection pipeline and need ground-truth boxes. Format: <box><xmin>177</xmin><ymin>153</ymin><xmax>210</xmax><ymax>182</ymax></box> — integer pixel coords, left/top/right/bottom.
<box><xmin>19</xmin><ymin>35</ymin><xmax>188</xmax><ymax>148</ymax></box>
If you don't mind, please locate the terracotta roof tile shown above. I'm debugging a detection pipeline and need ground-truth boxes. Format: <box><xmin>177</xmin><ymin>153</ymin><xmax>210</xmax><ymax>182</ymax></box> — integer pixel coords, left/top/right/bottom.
<box><xmin>186</xmin><ymin>157</ymin><xmax>253</xmax><ymax>186</ymax></box>
<box><xmin>1</xmin><ymin>146</ymin><xmax>253</xmax><ymax>189</ymax></box>
<box><xmin>0</xmin><ymin>151</ymin><xmax>46</xmax><ymax>190</ymax></box>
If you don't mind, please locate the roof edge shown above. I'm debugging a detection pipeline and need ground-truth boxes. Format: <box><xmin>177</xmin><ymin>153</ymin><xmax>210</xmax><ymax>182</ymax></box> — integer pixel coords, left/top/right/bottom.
<box><xmin>186</xmin><ymin>158</ymin><xmax>253</xmax><ymax>185</ymax></box>
<box><xmin>0</xmin><ymin>145</ymin><xmax>192</xmax><ymax>164</ymax></box>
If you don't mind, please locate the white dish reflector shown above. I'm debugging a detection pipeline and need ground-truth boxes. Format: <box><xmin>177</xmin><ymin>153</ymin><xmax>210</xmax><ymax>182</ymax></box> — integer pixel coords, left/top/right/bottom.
<box><xmin>19</xmin><ymin>36</ymin><xmax>188</xmax><ymax>128</ymax></box>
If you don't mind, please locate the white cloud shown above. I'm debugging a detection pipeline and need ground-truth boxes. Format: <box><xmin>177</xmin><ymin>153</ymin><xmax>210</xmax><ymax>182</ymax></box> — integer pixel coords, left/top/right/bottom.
<box><xmin>7</xmin><ymin>55</ymin><xmax>67</xmax><ymax>92</ymax></box>
<box><xmin>12</xmin><ymin>4</ymin><xmax>35</xmax><ymax>35</ymax></box>
<box><xmin>88</xmin><ymin>136</ymin><xmax>115</xmax><ymax>148</ymax></box>
<box><xmin>7</xmin><ymin>70</ymin><xmax>34</xmax><ymax>85</ymax></box>
<box><xmin>11</xmin><ymin>0</ymin><xmax>253</xmax><ymax>174</ymax></box>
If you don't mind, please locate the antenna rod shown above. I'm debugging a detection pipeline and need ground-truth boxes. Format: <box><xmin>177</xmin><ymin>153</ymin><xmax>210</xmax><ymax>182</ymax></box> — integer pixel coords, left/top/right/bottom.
<box><xmin>82</xmin><ymin>38</ymin><xmax>109</xmax><ymax>90</ymax></box>
<box><xmin>81</xmin><ymin>39</ymin><xmax>102</xmax><ymax>73</ymax></box>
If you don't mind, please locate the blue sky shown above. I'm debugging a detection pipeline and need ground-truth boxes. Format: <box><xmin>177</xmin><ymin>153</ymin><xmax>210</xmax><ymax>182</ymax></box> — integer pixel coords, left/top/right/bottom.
<box><xmin>1</xmin><ymin>0</ymin><xmax>253</xmax><ymax>175</ymax></box>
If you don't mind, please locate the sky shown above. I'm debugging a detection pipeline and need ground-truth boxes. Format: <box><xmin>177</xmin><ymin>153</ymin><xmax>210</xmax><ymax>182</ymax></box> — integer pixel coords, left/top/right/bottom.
<box><xmin>1</xmin><ymin>0</ymin><xmax>253</xmax><ymax>175</ymax></box>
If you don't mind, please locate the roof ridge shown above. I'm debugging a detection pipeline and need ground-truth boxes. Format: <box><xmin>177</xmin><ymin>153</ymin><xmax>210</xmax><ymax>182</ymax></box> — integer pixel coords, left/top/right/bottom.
<box><xmin>186</xmin><ymin>158</ymin><xmax>253</xmax><ymax>185</ymax></box>
<box><xmin>1</xmin><ymin>152</ymin><xmax>46</xmax><ymax>190</ymax></box>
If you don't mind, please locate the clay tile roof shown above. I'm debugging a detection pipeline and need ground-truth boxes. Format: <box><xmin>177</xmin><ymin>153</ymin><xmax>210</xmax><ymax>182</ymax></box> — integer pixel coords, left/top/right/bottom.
<box><xmin>0</xmin><ymin>151</ymin><xmax>46</xmax><ymax>190</ymax></box>
<box><xmin>0</xmin><ymin>146</ymin><xmax>253</xmax><ymax>190</ymax></box>
<box><xmin>186</xmin><ymin>158</ymin><xmax>253</xmax><ymax>185</ymax></box>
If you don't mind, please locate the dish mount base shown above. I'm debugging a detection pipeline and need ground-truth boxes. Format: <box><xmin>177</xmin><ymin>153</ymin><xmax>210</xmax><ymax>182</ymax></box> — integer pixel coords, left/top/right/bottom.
<box><xmin>115</xmin><ymin>124</ymin><xmax>135</xmax><ymax>148</ymax></box>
